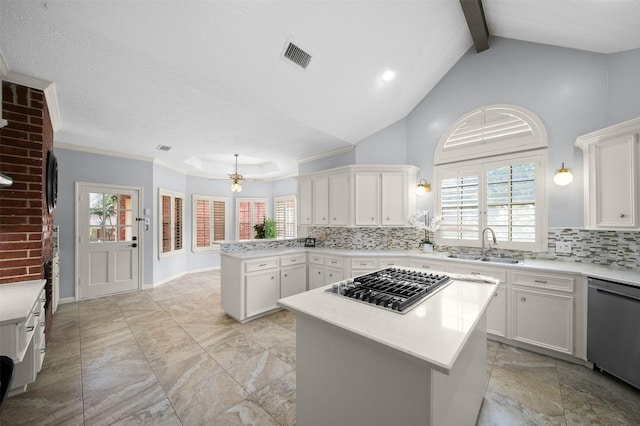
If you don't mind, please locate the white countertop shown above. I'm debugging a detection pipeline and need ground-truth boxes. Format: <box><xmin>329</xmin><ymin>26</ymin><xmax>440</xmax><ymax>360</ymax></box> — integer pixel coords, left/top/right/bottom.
<box><xmin>222</xmin><ymin>248</ymin><xmax>640</xmax><ymax>287</ymax></box>
<box><xmin>278</xmin><ymin>272</ymin><xmax>499</xmax><ymax>374</ymax></box>
<box><xmin>0</xmin><ymin>279</ymin><xmax>46</xmax><ymax>325</ymax></box>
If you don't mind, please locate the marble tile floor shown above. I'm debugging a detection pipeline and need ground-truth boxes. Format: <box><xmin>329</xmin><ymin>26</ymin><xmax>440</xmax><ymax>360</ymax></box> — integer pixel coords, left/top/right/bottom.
<box><xmin>1</xmin><ymin>270</ymin><xmax>638</xmax><ymax>425</ymax></box>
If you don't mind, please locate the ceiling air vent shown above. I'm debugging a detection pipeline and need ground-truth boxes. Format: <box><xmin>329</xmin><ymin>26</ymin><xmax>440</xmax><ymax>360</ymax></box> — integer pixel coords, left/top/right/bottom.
<box><xmin>156</xmin><ymin>145</ymin><xmax>172</xmax><ymax>151</ymax></box>
<box><xmin>283</xmin><ymin>42</ymin><xmax>312</xmax><ymax>69</ymax></box>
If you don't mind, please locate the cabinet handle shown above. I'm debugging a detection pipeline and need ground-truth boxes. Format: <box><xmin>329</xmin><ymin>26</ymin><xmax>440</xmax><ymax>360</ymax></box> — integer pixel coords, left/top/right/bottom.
<box><xmin>40</xmin><ymin>348</ymin><xmax>46</xmax><ymax>354</ymax></box>
<box><xmin>360</xmin><ymin>263</ymin><xmax>367</xmax><ymax>266</ymax></box>
<box><xmin>259</xmin><ymin>263</ymin><xmax>267</xmax><ymax>267</ymax></box>
<box><xmin>27</xmin><ymin>326</ymin><xmax>34</xmax><ymax>332</ymax></box>
<box><xmin>521</xmin><ymin>297</ymin><xmax>527</xmax><ymax>302</ymax></box>
<box><xmin>34</xmin><ymin>312</ymin><xmax>39</xmax><ymax>317</ymax></box>
<box><xmin>470</xmin><ymin>272</ymin><xmax>481</xmax><ymax>275</ymax></box>
<box><xmin>422</xmin><ymin>265</ymin><xmax>430</xmax><ymax>269</ymax></box>
<box><xmin>534</xmin><ymin>279</ymin><xmax>547</xmax><ymax>284</ymax></box>
<box><xmin>619</xmin><ymin>213</ymin><xmax>625</xmax><ymax>218</ymax></box>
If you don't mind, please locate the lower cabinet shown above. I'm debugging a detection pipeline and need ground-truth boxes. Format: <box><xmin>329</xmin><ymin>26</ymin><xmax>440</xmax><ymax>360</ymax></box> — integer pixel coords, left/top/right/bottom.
<box><xmin>512</xmin><ymin>288</ymin><xmax>574</xmax><ymax>354</ymax></box>
<box><xmin>487</xmin><ymin>285</ymin><xmax>507</xmax><ymax>337</ymax></box>
<box><xmin>245</xmin><ymin>270</ymin><xmax>280</xmax><ymax>318</ymax></box>
<box><xmin>308</xmin><ymin>265</ymin><xmax>325</xmax><ymax>290</ymax></box>
<box><xmin>325</xmin><ymin>266</ymin><xmax>344</xmax><ymax>285</ymax></box>
<box><xmin>281</xmin><ymin>264</ymin><xmax>307</xmax><ymax>299</ymax></box>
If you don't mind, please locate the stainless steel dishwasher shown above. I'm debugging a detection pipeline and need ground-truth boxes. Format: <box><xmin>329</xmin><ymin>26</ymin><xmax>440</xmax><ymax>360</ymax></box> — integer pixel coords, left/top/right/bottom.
<box><xmin>587</xmin><ymin>277</ymin><xmax>640</xmax><ymax>389</ymax></box>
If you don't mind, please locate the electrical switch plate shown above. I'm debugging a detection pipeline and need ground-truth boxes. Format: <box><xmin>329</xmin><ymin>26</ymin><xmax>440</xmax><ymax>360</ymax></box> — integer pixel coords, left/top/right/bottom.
<box><xmin>556</xmin><ymin>242</ymin><xmax>572</xmax><ymax>254</ymax></box>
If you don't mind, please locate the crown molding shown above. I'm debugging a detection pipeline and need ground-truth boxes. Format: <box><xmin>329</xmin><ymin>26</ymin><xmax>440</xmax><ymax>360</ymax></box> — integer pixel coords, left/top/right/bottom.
<box><xmin>3</xmin><ymin>70</ymin><xmax>62</xmax><ymax>132</ymax></box>
<box><xmin>296</xmin><ymin>145</ymin><xmax>354</xmax><ymax>164</ymax></box>
<box><xmin>55</xmin><ymin>141</ymin><xmax>155</xmax><ymax>163</ymax></box>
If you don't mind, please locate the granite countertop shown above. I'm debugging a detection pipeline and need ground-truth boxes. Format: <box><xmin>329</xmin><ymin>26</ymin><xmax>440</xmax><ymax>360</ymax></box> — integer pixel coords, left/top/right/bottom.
<box><xmin>278</xmin><ymin>273</ymin><xmax>499</xmax><ymax>374</ymax></box>
<box><xmin>0</xmin><ymin>279</ymin><xmax>46</xmax><ymax>325</ymax></box>
<box><xmin>221</xmin><ymin>248</ymin><xmax>639</xmax><ymax>287</ymax></box>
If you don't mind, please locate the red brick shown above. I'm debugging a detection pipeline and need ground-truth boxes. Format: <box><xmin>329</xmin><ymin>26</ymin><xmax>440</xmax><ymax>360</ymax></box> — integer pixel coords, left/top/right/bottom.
<box><xmin>0</xmin><ymin>241</ymin><xmax>42</xmax><ymax>250</ymax></box>
<box><xmin>0</xmin><ymin>273</ymin><xmax>40</xmax><ymax>284</ymax></box>
<box><xmin>0</xmin><ymin>199</ymin><xmax>28</xmax><ymax>208</ymax></box>
<box><xmin>0</xmin><ymin>145</ymin><xmax>29</xmax><ymax>157</ymax></box>
<box><xmin>29</xmin><ymin>133</ymin><xmax>43</xmax><ymax>142</ymax></box>
<box><xmin>29</xmin><ymin>91</ymin><xmax>44</xmax><ymax>102</ymax></box>
<box><xmin>0</xmin><ymin>127</ymin><xmax>29</xmax><ymax>140</ymax></box>
<box><xmin>0</xmin><ymin>258</ymin><xmax>40</xmax><ymax>268</ymax></box>
<box><xmin>2</xmin><ymin>103</ymin><xmax>42</xmax><ymax>117</ymax></box>
<box><xmin>0</xmin><ymin>266</ymin><xmax>28</xmax><ymax>278</ymax></box>
<box><xmin>0</xmin><ymin>250</ymin><xmax>29</xmax><ymax>260</ymax></box>
<box><xmin>29</xmin><ymin>116</ymin><xmax>44</xmax><ymax>126</ymax></box>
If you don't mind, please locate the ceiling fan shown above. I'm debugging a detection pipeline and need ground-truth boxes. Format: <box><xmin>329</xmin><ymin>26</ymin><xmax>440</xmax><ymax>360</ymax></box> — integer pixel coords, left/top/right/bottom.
<box><xmin>229</xmin><ymin>153</ymin><xmax>243</xmax><ymax>192</ymax></box>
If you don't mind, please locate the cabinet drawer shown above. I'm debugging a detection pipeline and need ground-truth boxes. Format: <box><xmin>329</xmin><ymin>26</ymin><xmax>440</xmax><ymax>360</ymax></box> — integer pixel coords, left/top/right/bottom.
<box><xmin>325</xmin><ymin>256</ymin><xmax>344</xmax><ymax>268</ymax></box>
<box><xmin>448</xmin><ymin>264</ymin><xmax>506</xmax><ymax>283</ymax></box>
<box><xmin>244</xmin><ymin>257</ymin><xmax>279</xmax><ymax>273</ymax></box>
<box><xmin>378</xmin><ymin>257</ymin><xmax>408</xmax><ymax>268</ymax></box>
<box><xmin>512</xmin><ymin>271</ymin><xmax>575</xmax><ymax>292</ymax></box>
<box><xmin>308</xmin><ymin>254</ymin><xmax>325</xmax><ymax>265</ymax></box>
<box><xmin>351</xmin><ymin>259</ymin><xmax>377</xmax><ymax>270</ymax></box>
<box><xmin>280</xmin><ymin>253</ymin><xmax>306</xmax><ymax>266</ymax></box>
<box><xmin>409</xmin><ymin>259</ymin><xmax>449</xmax><ymax>273</ymax></box>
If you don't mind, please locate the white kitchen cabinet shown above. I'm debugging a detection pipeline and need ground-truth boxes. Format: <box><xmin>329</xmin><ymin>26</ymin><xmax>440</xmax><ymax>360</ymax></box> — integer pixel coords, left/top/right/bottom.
<box><xmin>329</xmin><ymin>173</ymin><xmax>349</xmax><ymax>225</ymax></box>
<box><xmin>308</xmin><ymin>264</ymin><xmax>325</xmax><ymax>289</ymax></box>
<box><xmin>325</xmin><ymin>266</ymin><xmax>344</xmax><ymax>285</ymax></box>
<box><xmin>510</xmin><ymin>270</ymin><xmax>581</xmax><ymax>356</ymax></box>
<box><xmin>313</xmin><ymin>175</ymin><xmax>329</xmax><ymax>225</ymax></box>
<box><xmin>245</xmin><ymin>270</ymin><xmax>280</xmax><ymax>318</ymax></box>
<box><xmin>409</xmin><ymin>258</ymin><xmax>449</xmax><ymax>273</ymax></box>
<box><xmin>297</xmin><ymin>165</ymin><xmax>417</xmax><ymax>227</ymax></box>
<box><xmin>576</xmin><ymin>117</ymin><xmax>640</xmax><ymax>230</ymax></box>
<box><xmin>354</xmin><ymin>172</ymin><xmax>380</xmax><ymax>226</ymax></box>
<box><xmin>448</xmin><ymin>263</ymin><xmax>507</xmax><ymax>338</ymax></box>
<box><xmin>381</xmin><ymin>172</ymin><xmax>406</xmax><ymax>226</ymax></box>
<box><xmin>280</xmin><ymin>264</ymin><xmax>307</xmax><ymax>299</ymax></box>
<box><xmin>378</xmin><ymin>257</ymin><xmax>408</xmax><ymax>268</ymax></box>
<box><xmin>512</xmin><ymin>288</ymin><xmax>574</xmax><ymax>354</ymax></box>
<box><xmin>298</xmin><ymin>178</ymin><xmax>313</xmax><ymax>225</ymax></box>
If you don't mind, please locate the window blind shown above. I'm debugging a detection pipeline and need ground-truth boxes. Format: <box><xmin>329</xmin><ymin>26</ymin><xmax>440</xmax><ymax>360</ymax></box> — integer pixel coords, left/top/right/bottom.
<box><xmin>195</xmin><ymin>199</ymin><xmax>210</xmax><ymax>248</ymax></box>
<box><xmin>440</xmin><ymin>174</ymin><xmax>480</xmax><ymax>241</ymax></box>
<box><xmin>174</xmin><ymin>197</ymin><xmax>183</xmax><ymax>250</ymax></box>
<box><xmin>213</xmin><ymin>200</ymin><xmax>226</xmax><ymax>241</ymax></box>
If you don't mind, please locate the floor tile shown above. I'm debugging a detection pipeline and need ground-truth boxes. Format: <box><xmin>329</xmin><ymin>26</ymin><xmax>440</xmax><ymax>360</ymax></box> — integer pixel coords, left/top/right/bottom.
<box><xmin>205</xmin><ymin>330</ymin><xmax>265</xmax><ymax>370</ymax></box>
<box><xmin>212</xmin><ymin>399</ymin><xmax>279</xmax><ymax>425</ymax></box>
<box><xmin>254</xmin><ymin>370</ymin><xmax>297</xmax><ymax>426</ymax></box>
<box><xmin>227</xmin><ymin>350</ymin><xmax>294</xmax><ymax>394</ymax></box>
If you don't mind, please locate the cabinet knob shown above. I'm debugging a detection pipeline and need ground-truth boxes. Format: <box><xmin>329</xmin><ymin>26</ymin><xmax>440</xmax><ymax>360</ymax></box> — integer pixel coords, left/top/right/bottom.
<box><xmin>521</xmin><ymin>297</ymin><xmax>526</xmax><ymax>302</ymax></box>
<box><xmin>371</xmin><ymin>217</ymin><xmax>375</xmax><ymax>220</ymax></box>
<box><xmin>386</xmin><ymin>217</ymin><xmax>390</xmax><ymax>220</ymax></box>
<box><xmin>333</xmin><ymin>217</ymin><xmax>337</xmax><ymax>220</ymax></box>
<box><xmin>271</xmin><ymin>276</ymin><xmax>274</xmax><ymax>280</ymax></box>
<box><xmin>284</xmin><ymin>274</ymin><xmax>288</xmax><ymax>277</ymax></box>
<box><xmin>619</xmin><ymin>213</ymin><xmax>625</xmax><ymax>218</ymax></box>
<box><xmin>494</xmin><ymin>292</ymin><xmax>498</xmax><ymax>297</ymax></box>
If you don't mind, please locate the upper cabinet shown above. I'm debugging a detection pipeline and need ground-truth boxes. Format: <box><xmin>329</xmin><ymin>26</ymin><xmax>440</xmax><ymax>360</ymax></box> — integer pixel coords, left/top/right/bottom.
<box><xmin>576</xmin><ymin>117</ymin><xmax>640</xmax><ymax>230</ymax></box>
<box><xmin>298</xmin><ymin>165</ymin><xmax>417</xmax><ymax>227</ymax></box>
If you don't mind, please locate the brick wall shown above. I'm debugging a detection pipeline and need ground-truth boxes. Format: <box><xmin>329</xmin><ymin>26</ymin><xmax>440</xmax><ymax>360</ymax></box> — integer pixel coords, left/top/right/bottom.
<box><xmin>0</xmin><ymin>81</ymin><xmax>54</xmax><ymax>284</ymax></box>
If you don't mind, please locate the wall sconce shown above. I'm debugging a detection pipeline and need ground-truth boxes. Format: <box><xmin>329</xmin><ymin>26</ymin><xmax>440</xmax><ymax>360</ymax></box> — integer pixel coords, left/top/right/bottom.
<box><xmin>553</xmin><ymin>162</ymin><xmax>573</xmax><ymax>186</ymax></box>
<box><xmin>415</xmin><ymin>179</ymin><xmax>431</xmax><ymax>195</ymax></box>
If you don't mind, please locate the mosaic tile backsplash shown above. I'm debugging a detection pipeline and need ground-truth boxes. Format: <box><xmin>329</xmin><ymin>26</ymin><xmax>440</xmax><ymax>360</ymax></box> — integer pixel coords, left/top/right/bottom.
<box><xmin>222</xmin><ymin>227</ymin><xmax>639</xmax><ymax>270</ymax></box>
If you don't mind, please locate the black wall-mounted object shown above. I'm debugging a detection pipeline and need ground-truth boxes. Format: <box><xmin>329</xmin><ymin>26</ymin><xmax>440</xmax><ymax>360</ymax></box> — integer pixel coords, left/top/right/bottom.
<box><xmin>46</xmin><ymin>151</ymin><xmax>58</xmax><ymax>213</ymax></box>
<box><xmin>304</xmin><ymin>238</ymin><xmax>316</xmax><ymax>247</ymax></box>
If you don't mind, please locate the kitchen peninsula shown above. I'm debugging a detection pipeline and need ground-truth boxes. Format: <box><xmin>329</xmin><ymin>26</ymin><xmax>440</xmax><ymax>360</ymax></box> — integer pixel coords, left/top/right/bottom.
<box><xmin>278</xmin><ymin>269</ymin><xmax>499</xmax><ymax>426</ymax></box>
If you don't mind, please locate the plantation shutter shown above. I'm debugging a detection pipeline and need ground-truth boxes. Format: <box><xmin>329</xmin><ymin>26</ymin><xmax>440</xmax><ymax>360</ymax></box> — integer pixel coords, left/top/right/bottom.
<box><xmin>161</xmin><ymin>195</ymin><xmax>171</xmax><ymax>253</ymax></box>
<box><xmin>275</xmin><ymin>199</ymin><xmax>285</xmax><ymax>238</ymax></box>
<box><xmin>195</xmin><ymin>199</ymin><xmax>210</xmax><ymax>248</ymax></box>
<box><xmin>486</xmin><ymin>162</ymin><xmax>536</xmax><ymax>243</ymax></box>
<box><xmin>213</xmin><ymin>200</ymin><xmax>226</xmax><ymax>241</ymax></box>
<box><xmin>440</xmin><ymin>173</ymin><xmax>480</xmax><ymax>241</ymax></box>
<box><xmin>174</xmin><ymin>196</ymin><xmax>183</xmax><ymax>250</ymax></box>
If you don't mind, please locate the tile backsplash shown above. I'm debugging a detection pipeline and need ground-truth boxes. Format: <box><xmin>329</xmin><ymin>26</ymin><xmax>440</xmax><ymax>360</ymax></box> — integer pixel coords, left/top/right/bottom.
<box><xmin>221</xmin><ymin>227</ymin><xmax>639</xmax><ymax>270</ymax></box>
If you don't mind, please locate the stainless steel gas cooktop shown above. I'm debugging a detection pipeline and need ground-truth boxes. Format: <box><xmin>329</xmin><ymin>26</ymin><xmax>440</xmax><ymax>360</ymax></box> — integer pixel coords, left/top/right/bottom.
<box><xmin>326</xmin><ymin>267</ymin><xmax>451</xmax><ymax>314</ymax></box>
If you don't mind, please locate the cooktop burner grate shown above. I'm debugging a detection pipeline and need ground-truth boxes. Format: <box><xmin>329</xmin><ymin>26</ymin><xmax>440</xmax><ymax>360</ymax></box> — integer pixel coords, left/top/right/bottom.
<box><xmin>326</xmin><ymin>267</ymin><xmax>451</xmax><ymax>314</ymax></box>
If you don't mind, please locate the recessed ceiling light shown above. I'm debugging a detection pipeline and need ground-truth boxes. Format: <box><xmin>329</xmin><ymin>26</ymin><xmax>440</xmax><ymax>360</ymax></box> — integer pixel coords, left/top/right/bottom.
<box><xmin>380</xmin><ymin>69</ymin><xmax>396</xmax><ymax>83</ymax></box>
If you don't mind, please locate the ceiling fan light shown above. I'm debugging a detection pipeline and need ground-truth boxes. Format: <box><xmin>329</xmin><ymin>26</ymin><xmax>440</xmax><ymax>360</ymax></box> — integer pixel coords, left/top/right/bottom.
<box><xmin>231</xmin><ymin>180</ymin><xmax>242</xmax><ymax>192</ymax></box>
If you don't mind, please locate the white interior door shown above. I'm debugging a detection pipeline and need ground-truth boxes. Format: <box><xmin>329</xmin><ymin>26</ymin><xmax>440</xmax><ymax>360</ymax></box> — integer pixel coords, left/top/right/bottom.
<box><xmin>78</xmin><ymin>184</ymin><xmax>141</xmax><ymax>299</ymax></box>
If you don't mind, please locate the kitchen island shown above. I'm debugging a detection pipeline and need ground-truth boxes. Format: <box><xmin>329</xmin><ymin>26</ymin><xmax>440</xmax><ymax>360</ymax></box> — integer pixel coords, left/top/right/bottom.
<box><xmin>278</xmin><ymin>269</ymin><xmax>499</xmax><ymax>426</ymax></box>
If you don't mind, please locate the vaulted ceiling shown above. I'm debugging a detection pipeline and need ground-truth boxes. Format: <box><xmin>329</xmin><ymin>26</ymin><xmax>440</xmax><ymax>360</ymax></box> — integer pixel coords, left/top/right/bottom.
<box><xmin>1</xmin><ymin>0</ymin><xmax>639</xmax><ymax>179</ymax></box>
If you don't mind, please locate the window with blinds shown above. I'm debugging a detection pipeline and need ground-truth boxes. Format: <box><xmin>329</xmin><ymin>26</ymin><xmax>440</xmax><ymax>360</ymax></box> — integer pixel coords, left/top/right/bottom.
<box><xmin>192</xmin><ymin>195</ymin><xmax>228</xmax><ymax>251</ymax></box>
<box><xmin>275</xmin><ymin>196</ymin><xmax>297</xmax><ymax>239</ymax></box>
<box><xmin>236</xmin><ymin>198</ymin><xmax>268</xmax><ymax>240</ymax></box>
<box><xmin>159</xmin><ymin>189</ymin><xmax>185</xmax><ymax>258</ymax></box>
<box><xmin>436</xmin><ymin>152</ymin><xmax>546</xmax><ymax>251</ymax></box>
<box><xmin>440</xmin><ymin>174</ymin><xmax>479</xmax><ymax>241</ymax></box>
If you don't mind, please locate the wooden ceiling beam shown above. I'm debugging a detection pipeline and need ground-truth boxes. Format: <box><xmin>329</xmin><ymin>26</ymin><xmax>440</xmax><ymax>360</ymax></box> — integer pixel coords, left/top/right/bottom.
<box><xmin>459</xmin><ymin>0</ymin><xmax>490</xmax><ymax>53</ymax></box>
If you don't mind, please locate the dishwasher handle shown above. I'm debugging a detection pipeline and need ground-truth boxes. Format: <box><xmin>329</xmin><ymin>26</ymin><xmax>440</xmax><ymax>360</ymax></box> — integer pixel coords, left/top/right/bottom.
<box><xmin>596</xmin><ymin>288</ymin><xmax>640</xmax><ymax>303</ymax></box>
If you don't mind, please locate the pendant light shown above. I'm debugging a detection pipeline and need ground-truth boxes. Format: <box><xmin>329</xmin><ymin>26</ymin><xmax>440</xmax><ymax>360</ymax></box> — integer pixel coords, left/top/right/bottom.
<box><xmin>553</xmin><ymin>162</ymin><xmax>573</xmax><ymax>186</ymax></box>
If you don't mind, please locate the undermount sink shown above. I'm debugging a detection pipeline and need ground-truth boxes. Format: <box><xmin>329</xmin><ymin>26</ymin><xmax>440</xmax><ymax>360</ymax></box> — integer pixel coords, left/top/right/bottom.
<box><xmin>447</xmin><ymin>254</ymin><xmax>482</xmax><ymax>261</ymax></box>
<box><xmin>447</xmin><ymin>254</ymin><xmax>522</xmax><ymax>264</ymax></box>
<box><xmin>479</xmin><ymin>256</ymin><xmax>522</xmax><ymax>264</ymax></box>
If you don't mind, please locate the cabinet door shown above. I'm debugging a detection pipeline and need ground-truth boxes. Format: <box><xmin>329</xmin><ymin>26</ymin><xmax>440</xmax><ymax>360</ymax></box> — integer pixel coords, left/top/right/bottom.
<box><xmin>354</xmin><ymin>172</ymin><xmax>379</xmax><ymax>226</ymax></box>
<box><xmin>486</xmin><ymin>285</ymin><xmax>506</xmax><ymax>337</ymax></box>
<box><xmin>592</xmin><ymin>135</ymin><xmax>638</xmax><ymax>228</ymax></box>
<box><xmin>512</xmin><ymin>288</ymin><xmax>574</xmax><ymax>354</ymax></box>
<box><xmin>245</xmin><ymin>271</ymin><xmax>280</xmax><ymax>318</ymax></box>
<box><xmin>313</xmin><ymin>176</ymin><xmax>329</xmax><ymax>225</ymax></box>
<box><xmin>298</xmin><ymin>178</ymin><xmax>313</xmax><ymax>225</ymax></box>
<box><xmin>281</xmin><ymin>265</ymin><xmax>307</xmax><ymax>298</ymax></box>
<box><xmin>308</xmin><ymin>264</ymin><xmax>325</xmax><ymax>289</ymax></box>
<box><xmin>381</xmin><ymin>172</ymin><xmax>406</xmax><ymax>226</ymax></box>
<box><xmin>329</xmin><ymin>173</ymin><xmax>349</xmax><ymax>225</ymax></box>
<box><xmin>324</xmin><ymin>266</ymin><xmax>344</xmax><ymax>285</ymax></box>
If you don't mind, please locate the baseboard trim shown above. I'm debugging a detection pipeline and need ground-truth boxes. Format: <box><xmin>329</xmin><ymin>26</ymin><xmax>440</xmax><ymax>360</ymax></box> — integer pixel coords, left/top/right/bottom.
<box><xmin>143</xmin><ymin>266</ymin><xmax>220</xmax><ymax>289</ymax></box>
<box><xmin>59</xmin><ymin>297</ymin><xmax>76</xmax><ymax>305</ymax></box>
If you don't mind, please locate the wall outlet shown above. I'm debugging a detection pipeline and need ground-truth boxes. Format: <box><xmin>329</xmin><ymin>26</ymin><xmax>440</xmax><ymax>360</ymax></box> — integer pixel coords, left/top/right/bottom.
<box><xmin>556</xmin><ymin>242</ymin><xmax>572</xmax><ymax>254</ymax></box>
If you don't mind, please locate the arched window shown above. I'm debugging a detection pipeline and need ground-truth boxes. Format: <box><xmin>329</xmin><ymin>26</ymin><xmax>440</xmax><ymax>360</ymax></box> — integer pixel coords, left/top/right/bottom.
<box><xmin>434</xmin><ymin>105</ymin><xmax>548</xmax><ymax>252</ymax></box>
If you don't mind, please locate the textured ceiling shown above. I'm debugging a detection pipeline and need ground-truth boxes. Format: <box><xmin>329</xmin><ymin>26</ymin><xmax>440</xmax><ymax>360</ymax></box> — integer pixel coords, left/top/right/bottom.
<box><xmin>1</xmin><ymin>0</ymin><xmax>639</xmax><ymax>179</ymax></box>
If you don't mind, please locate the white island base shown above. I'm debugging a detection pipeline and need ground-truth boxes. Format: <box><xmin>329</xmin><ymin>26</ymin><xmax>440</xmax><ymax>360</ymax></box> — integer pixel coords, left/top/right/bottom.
<box><xmin>295</xmin><ymin>311</ymin><xmax>488</xmax><ymax>426</ymax></box>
